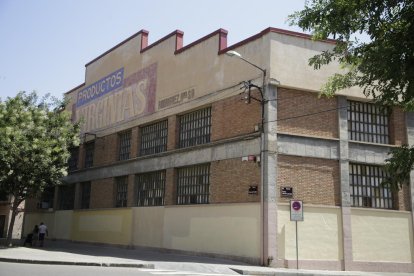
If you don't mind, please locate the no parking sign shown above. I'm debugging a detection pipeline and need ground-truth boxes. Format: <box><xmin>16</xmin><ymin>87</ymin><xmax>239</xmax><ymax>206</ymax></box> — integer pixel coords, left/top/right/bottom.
<box><xmin>290</xmin><ymin>200</ymin><xmax>303</xmax><ymax>221</ymax></box>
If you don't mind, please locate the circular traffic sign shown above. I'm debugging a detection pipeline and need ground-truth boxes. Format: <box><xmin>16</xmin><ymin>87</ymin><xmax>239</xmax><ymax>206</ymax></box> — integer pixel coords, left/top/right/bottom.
<box><xmin>292</xmin><ymin>201</ymin><xmax>301</xmax><ymax>211</ymax></box>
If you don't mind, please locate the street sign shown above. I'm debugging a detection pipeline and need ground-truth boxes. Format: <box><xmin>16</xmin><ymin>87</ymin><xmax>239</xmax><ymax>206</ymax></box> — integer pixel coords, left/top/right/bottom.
<box><xmin>290</xmin><ymin>200</ymin><xmax>303</xmax><ymax>221</ymax></box>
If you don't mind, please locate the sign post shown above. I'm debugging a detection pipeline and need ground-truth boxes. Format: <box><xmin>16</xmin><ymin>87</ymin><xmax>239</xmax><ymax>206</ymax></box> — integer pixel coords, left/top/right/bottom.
<box><xmin>290</xmin><ymin>200</ymin><xmax>303</xmax><ymax>270</ymax></box>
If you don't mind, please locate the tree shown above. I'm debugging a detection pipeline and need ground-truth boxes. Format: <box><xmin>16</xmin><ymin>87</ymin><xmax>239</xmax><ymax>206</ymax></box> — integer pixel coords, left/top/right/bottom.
<box><xmin>289</xmin><ymin>0</ymin><xmax>414</xmax><ymax>190</ymax></box>
<box><xmin>0</xmin><ymin>92</ymin><xmax>80</xmax><ymax>246</ymax></box>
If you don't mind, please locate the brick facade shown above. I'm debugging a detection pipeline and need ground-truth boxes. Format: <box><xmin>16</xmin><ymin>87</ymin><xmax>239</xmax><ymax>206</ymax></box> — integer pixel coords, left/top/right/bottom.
<box><xmin>397</xmin><ymin>184</ymin><xmax>411</xmax><ymax>211</ymax></box>
<box><xmin>277</xmin><ymin>155</ymin><xmax>341</xmax><ymax>206</ymax></box>
<box><xmin>390</xmin><ymin>107</ymin><xmax>407</xmax><ymax>146</ymax></box>
<box><xmin>210</xmin><ymin>158</ymin><xmax>261</xmax><ymax>203</ymax></box>
<box><xmin>93</xmin><ymin>133</ymin><xmax>118</xmax><ymax>167</ymax></box>
<box><xmin>277</xmin><ymin>88</ymin><xmax>338</xmax><ymax>138</ymax></box>
<box><xmin>23</xmin><ymin>89</ymin><xmax>410</xmax><ymax>214</ymax></box>
<box><xmin>89</xmin><ymin>178</ymin><xmax>115</xmax><ymax>209</ymax></box>
<box><xmin>211</xmin><ymin>91</ymin><xmax>261</xmax><ymax>141</ymax></box>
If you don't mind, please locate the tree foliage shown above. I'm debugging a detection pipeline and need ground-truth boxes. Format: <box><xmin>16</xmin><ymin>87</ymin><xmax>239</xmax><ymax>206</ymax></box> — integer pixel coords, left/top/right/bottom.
<box><xmin>0</xmin><ymin>92</ymin><xmax>80</xmax><ymax>244</ymax></box>
<box><xmin>382</xmin><ymin>145</ymin><xmax>414</xmax><ymax>190</ymax></box>
<box><xmin>289</xmin><ymin>0</ymin><xmax>414</xmax><ymax>109</ymax></box>
<box><xmin>290</xmin><ymin>0</ymin><xmax>414</xmax><ymax>190</ymax></box>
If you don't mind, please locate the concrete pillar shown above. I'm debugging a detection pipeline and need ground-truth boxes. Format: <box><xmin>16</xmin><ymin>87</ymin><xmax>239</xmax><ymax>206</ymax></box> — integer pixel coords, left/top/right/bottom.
<box><xmin>263</xmin><ymin>84</ymin><xmax>278</xmax><ymax>266</ymax></box>
<box><xmin>405</xmin><ymin>112</ymin><xmax>414</xmax><ymax>246</ymax></box>
<box><xmin>338</xmin><ymin>96</ymin><xmax>353</xmax><ymax>270</ymax></box>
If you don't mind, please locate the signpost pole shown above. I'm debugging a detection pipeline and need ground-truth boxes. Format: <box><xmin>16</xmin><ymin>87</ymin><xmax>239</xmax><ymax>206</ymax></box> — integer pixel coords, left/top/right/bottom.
<box><xmin>296</xmin><ymin>220</ymin><xmax>298</xmax><ymax>269</ymax></box>
<box><xmin>290</xmin><ymin>200</ymin><xmax>303</xmax><ymax>270</ymax></box>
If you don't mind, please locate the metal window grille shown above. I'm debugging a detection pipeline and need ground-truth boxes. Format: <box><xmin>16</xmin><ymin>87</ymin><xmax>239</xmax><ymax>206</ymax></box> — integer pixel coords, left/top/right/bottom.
<box><xmin>59</xmin><ymin>185</ymin><xmax>75</xmax><ymax>210</ymax></box>
<box><xmin>347</xmin><ymin>101</ymin><xmax>389</xmax><ymax>144</ymax></box>
<box><xmin>176</xmin><ymin>164</ymin><xmax>210</xmax><ymax>205</ymax></box>
<box><xmin>179</xmin><ymin>107</ymin><xmax>211</xmax><ymax>148</ymax></box>
<box><xmin>80</xmin><ymin>182</ymin><xmax>91</xmax><ymax>209</ymax></box>
<box><xmin>140</xmin><ymin>120</ymin><xmax>168</xmax><ymax>156</ymax></box>
<box><xmin>68</xmin><ymin>147</ymin><xmax>79</xmax><ymax>171</ymax></box>
<box><xmin>84</xmin><ymin>142</ymin><xmax>94</xmax><ymax>168</ymax></box>
<box><xmin>115</xmin><ymin>176</ymin><xmax>128</xmax><ymax>207</ymax></box>
<box><xmin>135</xmin><ymin>170</ymin><xmax>165</xmax><ymax>206</ymax></box>
<box><xmin>118</xmin><ymin>130</ymin><xmax>132</xmax><ymax>160</ymax></box>
<box><xmin>349</xmin><ymin>163</ymin><xmax>393</xmax><ymax>209</ymax></box>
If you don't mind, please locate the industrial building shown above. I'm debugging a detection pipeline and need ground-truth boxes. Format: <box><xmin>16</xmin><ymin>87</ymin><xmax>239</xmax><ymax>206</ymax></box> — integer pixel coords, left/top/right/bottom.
<box><xmin>23</xmin><ymin>27</ymin><xmax>413</xmax><ymax>272</ymax></box>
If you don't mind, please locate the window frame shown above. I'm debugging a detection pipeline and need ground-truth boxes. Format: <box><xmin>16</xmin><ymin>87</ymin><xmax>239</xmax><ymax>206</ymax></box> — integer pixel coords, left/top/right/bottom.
<box><xmin>178</xmin><ymin>107</ymin><xmax>211</xmax><ymax>148</ymax></box>
<box><xmin>349</xmin><ymin>163</ymin><xmax>393</xmax><ymax>209</ymax></box>
<box><xmin>58</xmin><ymin>184</ymin><xmax>75</xmax><ymax>210</ymax></box>
<box><xmin>135</xmin><ymin>170</ymin><xmax>166</xmax><ymax>207</ymax></box>
<box><xmin>140</xmin><ymin>120</ymin><xmax>168</xmax><ymax>156</ymax></box>
<box><xmin>347</xmin><ymin>100</ymin><xmax>390</xmax><ymax>144</ymax></box>
<box><xmin>176</xmin><ymin>164</ymin><xmax>210</xmax><ymax>205</ymax></box>
<box><xmin>115</xmin><ymin>176</ymin><xmax>128</xmax><ymax>208</ymax></box>
<box><xmin>84</xmin><ymin>142</ymin><xmax>95</xmax><ymax>168</ymax></box>
<box><xmin>68</xmin><ymin>147</ymin><xmax>79</xmax><ymax>171</ymax></box>
<box><xmin>80</xmin><ymin>182</ymin><xmax>91</xmax><ymax>209</ymax></box>
<box><xmin>118</xmin><ymin>130</ymin><xmax>132</xmax><ymax>161</ymax></box>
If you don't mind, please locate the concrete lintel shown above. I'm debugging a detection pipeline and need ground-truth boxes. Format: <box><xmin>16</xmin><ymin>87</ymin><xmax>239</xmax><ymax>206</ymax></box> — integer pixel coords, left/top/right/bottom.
<box><xmin>65</xmin><ymin>137</ymin><xmax>260</xmax><ymax>183</ymax></box>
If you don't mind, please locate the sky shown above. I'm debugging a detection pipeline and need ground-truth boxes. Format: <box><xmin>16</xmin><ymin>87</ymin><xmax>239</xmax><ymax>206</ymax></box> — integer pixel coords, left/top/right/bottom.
<box><xmin>0</xmin><ymin>0</ymin><xmax>306</xmax><ymax>100</ymax></box>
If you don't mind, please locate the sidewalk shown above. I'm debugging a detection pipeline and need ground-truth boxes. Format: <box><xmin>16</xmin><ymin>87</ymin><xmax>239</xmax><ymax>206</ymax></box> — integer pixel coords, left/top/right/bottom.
<box><xmin>0</xmin><ymin>239</ymin><xmax>412</xmax><ymax>276</ymax></box>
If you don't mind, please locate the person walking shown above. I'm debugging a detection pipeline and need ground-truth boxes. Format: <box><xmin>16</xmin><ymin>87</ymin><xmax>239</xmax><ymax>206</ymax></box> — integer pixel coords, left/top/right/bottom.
<box><xmin>32</xmin><ymin>224</ymin><xmax>39</xmax><ymax>246</ymax></box>
<box><xmin>38</xmin><ymin>222</ymin><xmax>48</xmax><ymax>247</ymax></box>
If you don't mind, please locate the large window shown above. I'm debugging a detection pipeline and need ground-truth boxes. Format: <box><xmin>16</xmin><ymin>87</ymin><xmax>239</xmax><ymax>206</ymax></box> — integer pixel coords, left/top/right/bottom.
<box><xmin>118</xmin><ymin>130</ymin><xmax>132</xmax><ymax>161</ymax></box>
<box><xmin>115</xmin><ymin>176</ymin><xmax>128</xmax><ymax>208</ymax></box>
<box><xmin>140</xmin><ymin>120</ymin><xmax>168</xmax><ymax>156</ymax></box>
<box><xmin>176</xmin><ymin>164</ymin><xmax>210</xmax><ymax>205</ymax></box>
<box><xmin>38</xmin><ymin>185</ymin><xmax>54</xmax><ymax>209</ymax></box>
<box><xmin>80</xmin><ymin>182</ymin><xmax>91</xmax><ymax>209</ymax></box>
<box><xmin>347</xmin><ymin>101</ymin><xmax>389</xmax><ymax>144</ymax></box>
<box><xmin>179</xmin><ymin>107</ymin><xmax>211</xmax><ymax>148</ymax></box>
<box><xmin>59</xmin><ymin>184</ymin><xmax>75</xmax><ymax>210</ymax></box>
<box><xmin>84</xmin><ymin>142</ymin><xmax>94</xmax><ymax>168</ymax></box>
<box><xmin>135</xmin><ymin>170</ymin><xmax>165</xmax><ymax>206</ymax></box>
<box><xmin>68</xmin><ymin>147</ymin><xmax>79</xmax><ymax>171</ymax></box>
<box><xmin>349</xmin><ymin>163</ymin><xmax>393</xmax><ymax>209</ymax></box>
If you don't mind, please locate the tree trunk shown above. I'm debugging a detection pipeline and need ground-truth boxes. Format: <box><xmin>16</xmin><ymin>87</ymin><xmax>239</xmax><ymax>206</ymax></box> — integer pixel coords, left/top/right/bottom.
<box><xmin>6</xmin><ymin>198</ymin><xmax>20</xmax><ymax>247</ymax></box>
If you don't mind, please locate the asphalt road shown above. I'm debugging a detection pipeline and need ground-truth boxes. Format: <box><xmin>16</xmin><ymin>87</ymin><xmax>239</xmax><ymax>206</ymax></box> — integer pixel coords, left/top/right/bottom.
<box><xmin>0</xmin><ymin>262</ymin><xmax>235</xmax><ymax>276</ymax></box>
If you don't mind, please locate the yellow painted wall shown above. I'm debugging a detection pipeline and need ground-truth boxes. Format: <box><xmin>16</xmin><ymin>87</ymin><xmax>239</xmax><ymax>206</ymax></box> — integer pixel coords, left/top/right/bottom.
<box><xmin>53</xmin><ymin>210</ymin><xmax>73</xmax><ymax>240</ymax></box>
<box><xmin>163</xmin><ymin>203</ymin><xmax>260</xmax><ymax>259</ymax></box>
<box><xmin>23</xmin><ymin>212</ymin><xmax>55</xmax><ymax>238</ymax></box>
<box><xmin>72</xmin><ymin>208</ymin><xmax>132</xmax><ymax>245</ymax></box>
<box><xmin>132</xmin><ymin>207</ymin><xmax>164</xmax><ymax>247</ymax></box>
<box><xmin>351</xmin><ymin>208</ymin><xmax>413</xmax><ymax>262</ymax></box>
<box><xmin>278</xmin><ymin>204</ymin><xmax>343</xmax><ymax>261</ymax></box>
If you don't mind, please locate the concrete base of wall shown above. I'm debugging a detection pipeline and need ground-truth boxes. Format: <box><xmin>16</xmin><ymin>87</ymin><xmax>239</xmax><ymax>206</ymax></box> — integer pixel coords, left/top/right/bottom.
<box><xmin>278</xmin><ymin>259</ymin><xmax>414</xmax><ymax>273</ymax></box>
<box><xmin>54</xmin><ymin>239</ymin><xmax>261</xmax><ymax>265</ymax></box>
<box><xmin>348</xmin><ymin>261</ymin><xmax>414</xmax><ymax>273</ymax></box>
<box><xmin>281</xmin><ymin>259</ymin><xmax>343</xmax><ymax>271</ymax></box>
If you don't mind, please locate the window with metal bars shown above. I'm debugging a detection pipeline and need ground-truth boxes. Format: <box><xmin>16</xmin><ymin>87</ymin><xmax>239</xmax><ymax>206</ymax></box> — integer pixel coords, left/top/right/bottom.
<box><xmin>68</xmin><ymin>147</ymin><xmax>79</xmax><ymax>171</ymax></box>
<box><xmin>135</xmin><ymin>170</ymin><xmax>165</xmax><ymax>206</ymax></box>
<box><xmin>115</xmin><ymin>176</ymin><xmax>128</xmax><ymax>207</ymax></box>
<box><xmin>140</xmin><ymin>120</ymin><xmax>168</xmax><ymax>156</ymax></box>
<box><xmin>84</xmin><ymin>142</ymin><xmax>94</xmax><ymax>168</ymax></box>
<box><xmin>347</xmin><ymin>101</ymin><xmax>390</xmax><ymax>144</ymax></box>
<box><xmin>59</xmin><ymin>184</ymin><xmax>75</xmax><ymax>210</ymax></box>
<box><xmin>176</xmin><ymin>164</ymin><xmax>210</xmax><ymax>205</ymax></box>
<box><xmin>349</xmin><ymin>163</ymin><xmax>393</xmax><ymax>209</ymax></box>
<box><xmin>118</xmin><ymin>130</ymin><xmax>132</xmax><ymax>160</ymax></box>
<box><xmin>179</xmin><ymin>107</ymin><xmax>211</xmax><ymax>148</ymax></box>
<box><xmin>80</xmin><ymin>182</ymin><xmax>91</xmax><ymax>209</ymax></box>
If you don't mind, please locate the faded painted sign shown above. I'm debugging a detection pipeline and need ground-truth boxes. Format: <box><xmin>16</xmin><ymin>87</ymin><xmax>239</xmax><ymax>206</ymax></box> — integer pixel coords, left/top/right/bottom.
<box><xmin>75</xmin><ymin>63</ymin><xmax>157</xmax><ymax>133</ymax></box>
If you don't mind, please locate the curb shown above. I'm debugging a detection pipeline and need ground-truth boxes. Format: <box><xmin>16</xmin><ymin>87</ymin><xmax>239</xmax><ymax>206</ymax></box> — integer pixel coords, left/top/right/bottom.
<box><xmin>0</xmin><ymin>257</ymin><xmax>155</xmax><ymax>269</ymax></box>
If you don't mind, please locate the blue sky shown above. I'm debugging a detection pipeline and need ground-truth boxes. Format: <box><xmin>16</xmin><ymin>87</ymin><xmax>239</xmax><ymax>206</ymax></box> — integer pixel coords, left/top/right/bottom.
<box><xmin>0</xmin><ymin>0</ymin><xmax>306</xmax><ymax>100</ymax></box>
